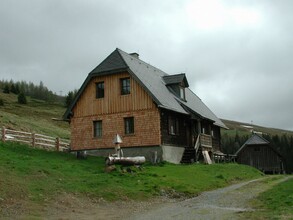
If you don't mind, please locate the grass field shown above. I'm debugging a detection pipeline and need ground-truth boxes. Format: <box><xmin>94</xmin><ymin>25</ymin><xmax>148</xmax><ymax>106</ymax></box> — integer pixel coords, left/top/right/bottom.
<box><xmin>0</xmin><ymin>141</ymin><xmax>263</xmax><ymax>204</ymax></box>
<box><xmin>244</xmin><ymin>177</ymin><xmax>293</xmax><ymax>219</ymax></box>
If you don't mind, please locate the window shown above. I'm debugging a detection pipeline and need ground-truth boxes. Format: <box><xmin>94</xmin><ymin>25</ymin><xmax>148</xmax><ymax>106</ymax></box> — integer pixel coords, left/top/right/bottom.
<box><xmin>93</xmin><ymin>120</ymin><xmax>102</xmax><ymax>138</ymax></box>
<box><xmin>96</xmin><ymin>82</ymin><xmax>104</xmax><ymax>98</ymax></box>
<box><xmin>124</xmin><ymin>117</ymin><xmax>134</xmax><ymax>134</ymax></box>
<box><xmin>168</xmin><ymin>116</ymin><xmax>179</xmax><ymax>135</ymax></box>
<box><xmin>120</xmin><ymin>78</ymin><xmax>130</xmax><ymax>95</ymax></box>
<box><xmin>180</xmin><ymin>86</ymin><xmax>185</xmax><ymax>100</ymax></box>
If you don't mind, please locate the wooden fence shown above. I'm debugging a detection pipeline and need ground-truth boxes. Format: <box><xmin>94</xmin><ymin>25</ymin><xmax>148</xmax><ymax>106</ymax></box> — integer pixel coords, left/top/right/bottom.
<box><xmin>0</xmin><ymin>126</ymin><xmax>70</xmax><ymax>152</ymax></box>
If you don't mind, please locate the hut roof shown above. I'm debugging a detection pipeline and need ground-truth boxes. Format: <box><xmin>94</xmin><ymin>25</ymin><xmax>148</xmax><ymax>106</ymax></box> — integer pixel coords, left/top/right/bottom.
<box><xmin>236</xmin><ymin>133</ymin><xmax>270</xmax><ymax>155</ymax></box>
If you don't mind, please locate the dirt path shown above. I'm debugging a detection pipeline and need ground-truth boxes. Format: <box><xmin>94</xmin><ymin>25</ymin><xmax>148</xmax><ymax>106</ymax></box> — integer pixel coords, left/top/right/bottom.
<box><xmin>126</xmin><ymin>176</ymin><xmax>291</xmax><ymax>220</ymax></box>
<box><xmin>1</xmin><ymin>176</ymin><xmax>290</xmax><ymax>219</ymax></box>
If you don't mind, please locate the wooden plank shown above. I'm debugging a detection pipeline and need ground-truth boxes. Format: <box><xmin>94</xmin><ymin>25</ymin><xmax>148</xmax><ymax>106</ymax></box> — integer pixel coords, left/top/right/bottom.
<box><xmin>35</xmin><ymin>137</ymin><xmax>56</xmax><ymax>143</ymax></box>
<box><xmin>35</xmin><ymin>133</ymin><xmax>55</xmax><ymax>140</ymax></box>
<box><xmin>202</xmin><ymin>150</ymin><xmax>212</xmax><ymax>164</ymax></box>
<box><xmin>6</xmin><ymin>129</ymin><xmax>31</xmax><ymax>135</ymax></box>
<box><xmin>73</xmin><ymin>72</ymin><xmax>156</xmax><ymax>117</ymax></box>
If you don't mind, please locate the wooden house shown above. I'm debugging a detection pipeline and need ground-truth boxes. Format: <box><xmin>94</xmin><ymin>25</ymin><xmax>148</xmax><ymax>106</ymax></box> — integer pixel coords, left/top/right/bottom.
<box><xmin>236</xmin><ymin>134</ymin><xmax>284</xmax><ymax>173</ymax></box>
<box><xmin>63</xmin><ymin>48</ymin><xmax>227</xmax><ymax>164</ymax></box>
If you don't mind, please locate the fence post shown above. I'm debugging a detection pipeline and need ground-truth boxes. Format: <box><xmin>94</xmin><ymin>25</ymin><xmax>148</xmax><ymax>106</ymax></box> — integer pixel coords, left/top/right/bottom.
<box><xmin>1</xmin><ymin>126</ymin><xmax>6</xmax><ymax>142</ymax></box>
<box><xmin>56</xmin><ymin>137</ymin><xmax>60</xmax><ymax>151</ymax></box>
<box><xmin>32</xmin><ymin>133</ymin><xmax>35</xmax><ymax>147</ymax></box>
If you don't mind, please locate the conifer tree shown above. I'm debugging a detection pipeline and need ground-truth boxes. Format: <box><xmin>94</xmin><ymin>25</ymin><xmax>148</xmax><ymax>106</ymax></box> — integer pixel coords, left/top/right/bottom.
<box><xmin>18</xmin><ymin>92</ymin><xmax>27</xmax><ymax>104</ymax></box>
<box><xmin>3</xmin><ymin>84</ymin><xmax>10</xmax><ymax>93</ymax></box>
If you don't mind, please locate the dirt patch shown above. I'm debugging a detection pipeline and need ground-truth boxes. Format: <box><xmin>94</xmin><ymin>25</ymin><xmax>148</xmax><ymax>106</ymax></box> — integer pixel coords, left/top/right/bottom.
<box><xmin>0</xmin><ymin>192</ymin><xmax>175</xmax><ymax>220</ymax></box>
<box><xmin>127</xmin><ymin>176</ymin><xmax>292</xmax><ymax>220</ymax></box>
<box><xmin>44</xmin><ymin>193</ymin><xmax>176</xmax><ymax>220</ymax></box>
<box><xmin>1</xmin><ymin>176</ymin><xmax>290</xmax><ymax>220</ymax></box>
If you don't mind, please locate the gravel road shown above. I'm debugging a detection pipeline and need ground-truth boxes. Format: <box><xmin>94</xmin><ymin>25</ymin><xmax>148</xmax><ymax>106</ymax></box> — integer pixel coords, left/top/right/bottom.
<box><xmin>127</xmin><ymin>176</ymin><xmax>290</xmax><ymax>220</ymax></box>
<box><xmin>2</xmin><ymin>176</ymin><xmax>290</xmax><ymax>219</ymax></box>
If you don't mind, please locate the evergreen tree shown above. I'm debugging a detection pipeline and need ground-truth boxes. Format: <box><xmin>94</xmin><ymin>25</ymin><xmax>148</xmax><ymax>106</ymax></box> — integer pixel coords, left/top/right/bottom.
<box><xmin>10</xmin><ymin>83</ymin><xmax>17</xmax><ymax>94</ymax></box>
<box><xmin>15</xmin><ymin>83</ymin><xmax>20</xmax><ymax>94</ymax></box>
<box><xmin>0</xmin><ymin>79</ymin><xmax>62</xmax><ymax>104</ymax></box>
<box><xmin>3</xmin><ymin>84</ymin><xmax>10</xmax><ymax>93</ymax></box>
<box><xmin>18</xmin><ymin>92</ymin><xmax>27</xmax><ymax>104</ymax></box>
<box><xmin>65</xmin><ymin>91</ymin><xmax>74</xmax><ymax>107</ymax></box>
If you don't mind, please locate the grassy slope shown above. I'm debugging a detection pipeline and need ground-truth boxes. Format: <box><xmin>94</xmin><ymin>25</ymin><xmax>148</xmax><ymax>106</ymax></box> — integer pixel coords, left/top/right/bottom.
<box><xmin>244</xmin><ymin>177</ymin><xmax>293</xmax><ymax>219</ymax></box>
<box><xmin>0</xmin><ymin>141</ymin><xmax>262</xmax><ymax>204</ymax></box>
<box><xmin>222</xmin><ymin>119</ymin><xmax>293</xmax><ymax>137</ymax></box>
<box><xmin>0</xmin><ymin>92</ymin><xmax>69</xmax><ymax>139</ymax></box>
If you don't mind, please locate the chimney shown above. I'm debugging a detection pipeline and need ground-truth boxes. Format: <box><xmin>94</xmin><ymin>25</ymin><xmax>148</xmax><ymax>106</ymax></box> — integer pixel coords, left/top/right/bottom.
<box><xmin>129</xmin><ymin>52</ymin><xmax>139</xmax><ymax>59</ymax></box>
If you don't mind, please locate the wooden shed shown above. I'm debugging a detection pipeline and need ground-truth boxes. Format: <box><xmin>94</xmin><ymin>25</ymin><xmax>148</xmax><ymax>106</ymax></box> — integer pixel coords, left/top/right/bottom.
<box><xmin>236</xmin><ymin>134</ymin><xmax>284</xmax><ymax>174</ymax></box>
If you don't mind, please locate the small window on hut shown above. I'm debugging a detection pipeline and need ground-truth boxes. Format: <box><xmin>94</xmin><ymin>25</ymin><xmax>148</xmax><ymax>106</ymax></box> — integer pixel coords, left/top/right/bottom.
<box><xmin>120</xmin><ymin>77</ymin><xmax>131</xmax><ymax>95</ymax></box>
<box><xmin>96</xmin><ymin>82</ymin><xmax>104</xmax><ymax>98</ymax></box>
<box><xmin>124</xmin><ymin>117</ymin><xmax>134</xmax><ymax>134</ymax></box>
<box><xmin>168</xmin><ymin>116</ymin><xmax>179</xmax><ymax>135</ymax></box>
<box><xmin>93</xmin><ymin>120</ymin><xmax>102</xmax><ymax>138</ymax></box>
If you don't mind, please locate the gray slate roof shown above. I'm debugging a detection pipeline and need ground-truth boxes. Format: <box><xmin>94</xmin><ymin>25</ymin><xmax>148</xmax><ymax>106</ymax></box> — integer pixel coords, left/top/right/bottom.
<box><xmin>64</xmin><ymin>48</ymin><xmax>227</xmax><ymax>129</ymax></box>
<box><xmin>163</xmin><ymin>74</ymin><xmax>189</xmax><ymax>87</ymax></box>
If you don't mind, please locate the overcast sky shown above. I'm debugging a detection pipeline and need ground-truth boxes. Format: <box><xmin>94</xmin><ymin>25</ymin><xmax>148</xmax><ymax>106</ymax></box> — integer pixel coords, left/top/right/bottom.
<box><xmin>1</xmin><ymin>0</ymin><xmax>292</xmax><ymax>130</ymax></box>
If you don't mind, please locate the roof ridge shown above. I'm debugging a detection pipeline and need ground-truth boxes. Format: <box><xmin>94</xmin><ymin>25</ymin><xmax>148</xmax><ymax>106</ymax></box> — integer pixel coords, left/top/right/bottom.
<box><xmin>117</xmin><ymin>48</ymin><xmax>168</xmax><ymax>76</ymax></box>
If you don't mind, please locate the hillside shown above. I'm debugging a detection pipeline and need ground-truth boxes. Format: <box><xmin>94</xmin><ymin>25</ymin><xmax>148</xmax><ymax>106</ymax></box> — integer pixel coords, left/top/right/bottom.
<box><xmin>221</xmin><ymin>119</ymin><xmax>293</xmax><ymax>136</ymax></box>
<box><xmin>1</xmin><ymin>91</ymin><xmax>293</xmax><ymax>141</ymax></box>
<box><xmin>0</xmin><ymin>92</ymin><xmax>69</xmax><ymax>139</ymax></box>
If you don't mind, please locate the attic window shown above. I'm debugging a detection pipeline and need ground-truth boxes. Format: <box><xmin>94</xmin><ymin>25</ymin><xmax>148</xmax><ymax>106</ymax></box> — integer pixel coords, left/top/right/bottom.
<box><xmin>180</xmin><ymin>86</ymin><xmax>185</xmax><ymax>100</ymax></box>
<box><xmin>120</xmin><ymin>77</ymin><xmax>130</xmax><ymax>95</ymax></box>
<box><xmin>96</xmin><ymin>82</ymin><xmax>104</xmax><ymax>99</ymax></box>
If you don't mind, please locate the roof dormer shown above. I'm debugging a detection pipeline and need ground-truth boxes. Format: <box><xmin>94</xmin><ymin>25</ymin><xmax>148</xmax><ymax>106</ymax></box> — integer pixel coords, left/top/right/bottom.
<box><xmin>163</xmin><ymin>73</ymin><xmax>189</xmax><ymax>101</ymax></box>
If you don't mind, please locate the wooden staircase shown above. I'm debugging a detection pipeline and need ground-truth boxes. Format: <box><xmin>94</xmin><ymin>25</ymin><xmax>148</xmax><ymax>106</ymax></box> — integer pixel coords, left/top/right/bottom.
<box><xmin>180</xmin><ymin>147</ymin><xmax>196</xmax><ymax>164</ymax></box>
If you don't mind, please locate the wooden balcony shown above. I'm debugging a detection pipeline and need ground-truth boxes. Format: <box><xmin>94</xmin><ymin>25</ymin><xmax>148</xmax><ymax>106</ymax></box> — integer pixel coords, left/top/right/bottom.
<box><xmin>199</xmin><ymin>134</ymin><xmax>221</xmax><ymax>149</ymax></box>
<box><xmin>200</xmin><ymin>134</ymin><xmax>212</xmax><ymax>148</ymax></box>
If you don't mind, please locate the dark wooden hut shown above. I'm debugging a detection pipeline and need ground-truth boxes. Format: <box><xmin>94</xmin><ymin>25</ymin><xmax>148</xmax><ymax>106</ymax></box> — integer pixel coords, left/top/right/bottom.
<box><xmin>236</xmin><ymin>134</ymin><xmax>284</xmax><ymax>174</ymax></box>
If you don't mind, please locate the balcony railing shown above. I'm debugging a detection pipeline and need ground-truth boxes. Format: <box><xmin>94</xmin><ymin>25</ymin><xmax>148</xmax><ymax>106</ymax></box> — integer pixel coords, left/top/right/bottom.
<box><xmin>200</xmin><ymin>134</ymin><xmax>212</xmax><ymax>148</ymax></box>
<box><xmin>199</xmin><ymin>134</ymin><xmax>221</xmax><ymax>149</ymax></box>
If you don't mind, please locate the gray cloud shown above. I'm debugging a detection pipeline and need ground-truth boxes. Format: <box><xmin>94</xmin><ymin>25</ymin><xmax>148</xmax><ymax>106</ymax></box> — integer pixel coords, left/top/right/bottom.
<box><xmin>0</xmin><ymin>0</ymin><xmax>292</xmax><ymax>130</ymax></box>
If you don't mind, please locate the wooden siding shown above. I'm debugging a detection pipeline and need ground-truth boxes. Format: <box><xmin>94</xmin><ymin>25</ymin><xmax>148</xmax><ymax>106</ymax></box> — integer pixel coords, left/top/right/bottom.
<box><xmin>70</xmin><ymin>72</ymin><xmax>161</xmax><ymax>150</ymax></box>
<box><xmin>160</xmin><ymin>110</ymin><xmax>189</xmax><ymax>147</ymax></box>
<box><xmin>237</xmin><ymin>145</ymin><xmax>283</xmax><ymax>173</ymax></box>
<box><xmin>70</xmin><ymin>108</ymin><xmax>161</xmax><ymax>150</ymax></box>
<box><xmin>73</xmin><ymin>72</ymin><xmax>156</xmax><ymax>117</ymax></box>
<box><xmin>212</xmin><ymin>126</ymin><xmax>221</xmax><ymax>151</ymax></box>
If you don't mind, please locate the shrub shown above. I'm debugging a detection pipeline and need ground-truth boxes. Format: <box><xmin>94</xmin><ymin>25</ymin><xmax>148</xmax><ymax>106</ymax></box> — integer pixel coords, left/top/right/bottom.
<box><xmin>18</xmin><ymin>92</ymin><xmax>27</xmax><ymax>104</ymax></box>
<box><xmin>0</xmin><ymin>98</ymin><xmax>4</xmax><ymax>106</ymax></box>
